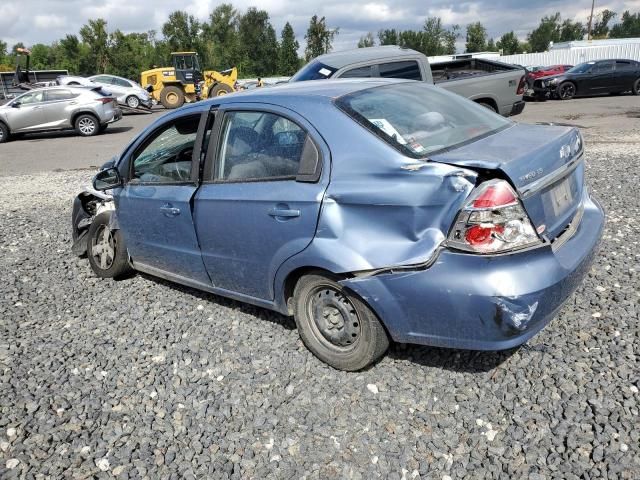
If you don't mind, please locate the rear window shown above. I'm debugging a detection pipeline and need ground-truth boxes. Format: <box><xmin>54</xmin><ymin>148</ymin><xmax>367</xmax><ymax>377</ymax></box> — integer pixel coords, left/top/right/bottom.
<box><xmin>290</xmin><ymin>61</ymin><xmax>338</xmax><ymax>82</ymax></box>
<box><xmin>379</xmin><ymin>61</ymin><xmax>422</xmax><ymax>80</ymax></box>
<box><xmin>335</xmin><ymin>82</ymin><xmax>511</xmax><ymax>158</ymax></box>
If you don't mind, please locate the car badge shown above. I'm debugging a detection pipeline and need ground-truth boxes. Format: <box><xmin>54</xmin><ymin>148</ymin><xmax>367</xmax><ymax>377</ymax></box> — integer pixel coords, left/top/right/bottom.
<box><xmin>560</xmin><ymin>144</ymin><xmax>571</xmax><ymax>159</ymax></box>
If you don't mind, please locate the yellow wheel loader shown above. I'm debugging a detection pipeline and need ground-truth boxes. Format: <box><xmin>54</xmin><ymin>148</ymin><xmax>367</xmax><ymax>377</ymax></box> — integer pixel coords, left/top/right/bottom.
<box><xmin>141</xmin><ymin>52</ymin><xmax>238</xmax><ymax>109</ymax></box>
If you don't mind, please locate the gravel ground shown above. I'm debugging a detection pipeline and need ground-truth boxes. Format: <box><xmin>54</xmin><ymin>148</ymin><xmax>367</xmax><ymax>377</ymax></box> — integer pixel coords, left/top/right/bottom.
<box><xmin>0</xmin><ymin>131</ymin><xmax>638</xmax><ymax>479</ymax></box>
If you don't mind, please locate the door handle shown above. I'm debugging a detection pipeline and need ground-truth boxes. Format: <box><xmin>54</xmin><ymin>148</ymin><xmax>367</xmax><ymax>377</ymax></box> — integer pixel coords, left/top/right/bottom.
<box><xmin>268</xmin><ymin>208</ymin><xmax>300</xmax><ymax>218</ymax></box>
<box><xmin>160</xmin><ymin>204</ymin><xmax>181</xmax><ymax>217</ymax></box>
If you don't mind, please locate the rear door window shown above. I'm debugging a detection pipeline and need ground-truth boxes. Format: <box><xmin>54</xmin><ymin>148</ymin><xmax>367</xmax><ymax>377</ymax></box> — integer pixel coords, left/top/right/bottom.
<box><xmin>113</xmin><ymin>77</ymin><xmax>131</xmax><ymax>87</ymax></box>
<box><xmin>378</xmin><ymin>61</ymin><xmax>422</xmax><ymax>80</ymax></box>
<box><xmin>341</xmin><ymin>65</ymin><xmax>373</xmax><ymax>78</ymax></box>
<box><xmin>594</xmin><ymin>62</ymin><xmax>614</xmax><ymax>73</ymax></box>
<box><xmin>46</xmin><ymin>90</ymin><xmax>75</xmax><ymax>101</ymax></box>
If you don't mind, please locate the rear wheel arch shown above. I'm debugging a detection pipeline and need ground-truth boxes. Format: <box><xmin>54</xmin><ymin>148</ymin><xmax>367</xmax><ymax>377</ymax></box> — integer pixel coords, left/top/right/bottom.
<box><xmin>282</xmin><ymin>267</ymin><xmax>342</xmax><ymax>315</ymax></box>
<box><xmin>474</xmin><ymin>98</ymin><xmax>498</xmax><ymax>113</ymax></box>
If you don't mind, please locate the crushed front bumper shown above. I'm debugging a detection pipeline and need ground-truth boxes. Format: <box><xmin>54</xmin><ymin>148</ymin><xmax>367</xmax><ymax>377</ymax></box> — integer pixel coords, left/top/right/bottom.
<box><xmin>340</xmin><ymin>193</ymin><xmax>604</xmax><ymax>351</ymax></box>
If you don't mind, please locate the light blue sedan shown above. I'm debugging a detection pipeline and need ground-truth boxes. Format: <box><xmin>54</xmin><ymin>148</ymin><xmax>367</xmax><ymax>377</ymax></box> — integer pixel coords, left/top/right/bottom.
<box><xmin>72</xmin><ymin>79</ymin><xmax>604</xmax><ymax>370</ymax></box>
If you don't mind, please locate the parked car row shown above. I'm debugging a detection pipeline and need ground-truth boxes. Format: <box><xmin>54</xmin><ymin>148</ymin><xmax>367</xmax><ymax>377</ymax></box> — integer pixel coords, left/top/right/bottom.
<box><xmin>0</xmin><ymin>85</ymin><xmax>122</xmax><ymax>143</ymax></box>
<box><xmin>58</xmin><ymin>74</ymin><xmax>153</xmax><ymax>109</ymax></box>
<box><xmin>527</xmin><ymin>59</ymin><xmax>640</xmax><ymax>100</ymax></box>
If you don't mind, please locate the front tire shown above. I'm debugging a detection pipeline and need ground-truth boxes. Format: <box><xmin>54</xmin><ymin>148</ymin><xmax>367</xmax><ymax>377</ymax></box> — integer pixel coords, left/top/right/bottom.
<box><xmin>75</xmin><ymin>114</ymin><xmax>99</xmax><ymax>137</ymax></box>
<box><xmin>558</xmin><ymin>82</ymin><xmax>576</xmax><ymax>100</ymax></box>
<box><xmin>87</xmin><ymin>212</ymin><xmax>132</xmax><ymax>279</ymax></box>
<box><xmin>208</xmin><ymin>83</ymin><xmax>234</xmax><ymax>98</ymax></box>
<box><xmin>293</xmin><ymin>273</ymin><xmax>389</xmax><ymax>371</ymax></box>
<box><xmin>477</xmin><ymin>101</ymin><xmax>497</xmax><ymax>113</ymax></box>
<box><xmin>633</xmin><ymin>78</ymin><xmax>640</xmax><ymax>95</ymax></box>
<box><xmin>0</xmin><ymin>122</ymin><xmax>9</xmax><ymax>143</ymax></box>
<box><xmin>126</xmin><ymin>95</ymin><xmax>140</xmax><ymax>108</ymax></box>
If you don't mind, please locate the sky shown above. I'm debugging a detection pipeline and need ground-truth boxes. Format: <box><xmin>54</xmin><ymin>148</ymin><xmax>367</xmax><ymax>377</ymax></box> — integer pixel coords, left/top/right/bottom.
<box><xmin>2</xmin><ymin>0</ymin><xmax>640</xmax><ymax>54</ymax></box>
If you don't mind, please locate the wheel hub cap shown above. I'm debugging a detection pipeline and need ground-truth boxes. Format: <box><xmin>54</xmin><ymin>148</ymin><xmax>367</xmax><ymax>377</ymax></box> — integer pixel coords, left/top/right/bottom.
<box><xmin>309</xmin><ymin>288</ymin><xmax>361</xmax><ymax>348</ymax></box>
<box><xmin>79</xmin><ymin>118</ymin><xmax>95</xmax><ymax>134</ymax></box>
<box><xmin>92</xmin><ymin>226</ymin><xmax>115</xmax><ymax>270</ymax></box>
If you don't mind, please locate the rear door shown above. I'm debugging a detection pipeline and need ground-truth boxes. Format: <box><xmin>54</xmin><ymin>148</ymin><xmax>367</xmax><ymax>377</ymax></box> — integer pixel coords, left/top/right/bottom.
<box><xmin>6</xmin><ymin>90</ymin><xmax>46</xmax><ymax>131</ymax></box>
<box><xmin>115</xmin><ymin>111</ymin><xmax>212</xmax><ymax>283</ymax></box>
<box><xmin>587</xmin><ymin>61</ymin><xmax>615</xmax><ymax>92</ymax></box>
<box><xmin>42</xmin><ymin>89</ymin><xmax>77</xmax><ymax>127</ymax></box>
<box><xmin>614</xmin><ymin>60</ymin><xmax>637</xmax><ymax>91</ymax></box>
<box><xmin>193</xmin><ymin>103</ymin><xmax>328</xmax><ymax>300</ymax></box>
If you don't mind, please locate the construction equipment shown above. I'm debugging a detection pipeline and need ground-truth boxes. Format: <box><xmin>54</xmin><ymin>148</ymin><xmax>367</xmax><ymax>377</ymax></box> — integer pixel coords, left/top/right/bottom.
<box><xmin>141</xmin><ymin>52</ymin><xmax>238</xmax><ymax>109</ymax></box>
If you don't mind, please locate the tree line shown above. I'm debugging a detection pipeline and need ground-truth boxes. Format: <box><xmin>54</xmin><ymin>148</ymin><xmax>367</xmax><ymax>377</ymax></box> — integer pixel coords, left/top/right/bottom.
<box><xmin>358</xmin><ymin>9</ymin><xmax>640</xmax><ymax>55</ymax></box>
<box><xmin>0</xmin><ymin>5</ymin><xmax>338</xmax><ymax>79</ymax></box>
<box><xmin>1</xmin><ymin>6</ymin><xmax>639</xmax><ymax>79</ymax></box>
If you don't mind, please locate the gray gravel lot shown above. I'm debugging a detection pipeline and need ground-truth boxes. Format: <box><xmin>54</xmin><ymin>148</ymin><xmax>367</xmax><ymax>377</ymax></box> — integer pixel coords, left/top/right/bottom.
<box><xmin>0</xmin><ymin>98</ymin><xmax>639</xmax><ymax>479</ymax></box>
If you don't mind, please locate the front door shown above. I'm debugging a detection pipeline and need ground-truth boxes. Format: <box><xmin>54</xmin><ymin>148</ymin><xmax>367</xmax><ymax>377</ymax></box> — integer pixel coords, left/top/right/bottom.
<box><xmin>7</xmin><ymin>90</ymin><xmax>46</xmax><ymax>131</ymax></box>
<box><xmin>587</xmin><ymin>61</ymin><xmax>615</xmax><ymax>92</ymax></box>
<box><xmin>194</xmin><ymin>105</ymin><xmax>328</xmax><ymax>300</ymax></box>
<box><xmin>115</xmin><ymin>112</ymin><xmax>211</xmax><ymax>284</ymax></box>
<box><xmin>41</xmin><ymin>89</ymin><xmax>76</xmax><ymax>127</ymax></box>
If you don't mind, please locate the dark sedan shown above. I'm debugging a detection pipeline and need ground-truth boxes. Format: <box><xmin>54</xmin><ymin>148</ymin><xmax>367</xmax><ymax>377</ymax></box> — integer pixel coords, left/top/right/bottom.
<box><xmin>533</xmin><ymin>59</ymin><xmax>640</xmax><ymax>100</ymax></box>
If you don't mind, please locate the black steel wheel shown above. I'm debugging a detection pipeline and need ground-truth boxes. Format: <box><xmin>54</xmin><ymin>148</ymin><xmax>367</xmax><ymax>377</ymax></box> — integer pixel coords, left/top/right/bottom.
<box><xmin>558</xmin><ymin>82</ymin><xmax>576</xmax><ymax>100</ymax></box>
<box><xmin>87</xmin><ymin>212</ymin><xmax>132</xmax><ymax>279</ymax></box>
<box><xmin>293</xmin><ymin>273</ymin><xmax>389</xmax><ymax>371</ymax></box>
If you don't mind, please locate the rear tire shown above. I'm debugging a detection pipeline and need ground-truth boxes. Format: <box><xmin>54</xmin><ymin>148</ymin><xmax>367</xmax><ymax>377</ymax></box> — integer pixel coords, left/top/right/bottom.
<box><xmin>75</xmin><ymin>114</ymin><xmax>99</xmax><ymax>137</ymax></box>
<box><xmin>160</xmin><ymin>86</ymin><xmax>185</xmax><ymax>109</ymax></box>
<box><xmin>477</xmin><ymin>101</ymin><xmax>497</xmax><ymax>113</ymax></box>
<box><xmin>293</xmin><ymin>273</ymin><xmax>389</xmax><ymax>371</ymax></box>
<box><xmin>633</xmin><ymin>78</ymin><xmax>640</xmax><ymax>95</ymax></box>
<box><xmin>125</xmin><ymin>95</ymin><xmax>140</xmax><ymax>108</ymax></box>
<box><xmin>208</xmin><ymin>83</ymin><xmax>234</xmax><ymax>98</ymax></box>
<box><xmin>0</xmin><ymin>122</ymin><xmax>9</xmax><ymax>143</ymax></box>
<box><xmin>87</xmin><ymin>212</ymin><xmax>132</xmax><ymax>279</ymax></box>
<box><xmin>558</xmin><ymin>82</ymin><xmax>576</xmax><ymax>100</ymax></box>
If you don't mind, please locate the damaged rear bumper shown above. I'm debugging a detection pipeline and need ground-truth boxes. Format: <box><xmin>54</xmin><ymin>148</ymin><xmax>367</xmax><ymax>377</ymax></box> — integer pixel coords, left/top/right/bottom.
<box><xmin>340</xmin><ymin>194</ymin><xmax>604</xmax><ymax>351</ymax></box>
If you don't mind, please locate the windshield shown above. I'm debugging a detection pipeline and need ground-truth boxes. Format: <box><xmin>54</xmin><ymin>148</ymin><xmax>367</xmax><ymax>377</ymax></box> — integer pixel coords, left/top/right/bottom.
<box><xmin>336</xmin><ymin>82</ymin><xmax>511</xmax><ymax>158</ymax></box>
<box><xmin>567</xmin><ymin>63</ymin><xmax>594</xmax><ymax>74</ymax></box>
<box><xmin>290</xmin><ymin>61</ymin><xmax>338</xmax><ymax>82</ymax></box>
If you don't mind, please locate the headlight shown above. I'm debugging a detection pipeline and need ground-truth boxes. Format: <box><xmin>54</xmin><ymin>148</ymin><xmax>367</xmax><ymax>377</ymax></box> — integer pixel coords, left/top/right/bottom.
<box><xmin>548</xmin><ymin>78</ymin><xmax>559</xmax><ymax>85</ymax></box>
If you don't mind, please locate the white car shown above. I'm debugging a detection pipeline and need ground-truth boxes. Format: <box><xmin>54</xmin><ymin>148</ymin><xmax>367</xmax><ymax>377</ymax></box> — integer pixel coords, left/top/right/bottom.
<box><xmin>58</xmin><ymin>74</ymin><xmax>152</xmax><ymax>109</ymax></box>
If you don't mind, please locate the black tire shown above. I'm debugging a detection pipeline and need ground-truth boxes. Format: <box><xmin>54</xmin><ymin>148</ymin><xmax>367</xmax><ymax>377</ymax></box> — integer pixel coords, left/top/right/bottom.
<box><xmin>125</xmin><ymin>95</ymin><xmax>140</xmax><ymax>108</ymax></box>
<box><xmin>208</xmin><ymin>83</ymin><xmax>234</xmax><ymax>98</ymax></box>
<box><xmin>633</xmin><ymin>78</ymin><xmax>640</xmax><ymax>95</ymax></box>
<box><xmin>293</xmin><ymin>273</ymin><xmax>389</xmax><ymax>371</ymax></box>
<box><xmin>75</xmin><ymin>113</ymin><xmax>99</xmax><ymax>137</ymax></box>
<box><xmin>558</xmin><ymin>82</ymin><xmax>576</xmax><ymax>100</ymax></box>
<box><xmin>477</xmin><ymin>101</ymin><xmax>497</xmax><ymax>113</ymax></box>
<box><xmin>0</xmin><ymin>122</ymin><xmax>9</xmax><ymax>143</ymax></box>
<box><xmin>86</xmin><ymin>212</ymin><xmax>132</xmax><ymax>279</ymax></box>
<box><xmin>160</xmin><ymin>86</ymin><xmax>185</xmax><ymax>109</ymax></box>
<box><xmin>99</xmin><ymin>124</ymin><xmax>108</xmax><ymax>133</ymax></box>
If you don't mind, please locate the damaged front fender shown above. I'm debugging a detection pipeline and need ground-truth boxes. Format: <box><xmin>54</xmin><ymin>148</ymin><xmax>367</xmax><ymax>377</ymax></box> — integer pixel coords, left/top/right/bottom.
<box><xmin>71</xmin><ymin>189</ymin><xmax>114</xmax><ymax>257</ymax></box>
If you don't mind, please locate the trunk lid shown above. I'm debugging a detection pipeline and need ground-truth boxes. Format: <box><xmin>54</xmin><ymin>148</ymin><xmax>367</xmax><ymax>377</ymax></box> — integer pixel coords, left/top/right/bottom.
<box><xmin>430</xmin><ymin>123</ymin><xmax>584</xmax><ymax>241</ymax></box>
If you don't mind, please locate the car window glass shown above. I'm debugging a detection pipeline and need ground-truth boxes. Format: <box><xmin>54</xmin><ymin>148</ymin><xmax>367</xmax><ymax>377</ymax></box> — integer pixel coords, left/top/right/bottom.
<box><xmin>92</xmin><ymin>76</ymin><xmax>113</xmax><ymax>84</ymax></box>
<box><xmin>379</xmin><ymin>61</ymin><xmax>422</xmax><ymax>80</ymax></box>
<box><xmin>114</xmin><ymin>78</ymin><xmax>131</xmax><ymax>87</ymax></box>
<box><xmin>341</xmin><ymin>65</ymin><xmax>373</xmax><ymax>78</ymax></box>
<box><xmin>215</xmin><ymin>111</ymin><xmax>307</xmax><ymax>181</ymax></box>
<box><xmin>594</xmin><ymin>62</ymin><xmax>613</xmax><ymax>73</ymax></box>
<box><xmin>46</xmin><ymin>90</ymin><xmax>74</xmax><ymax>101</ymax></box>
<box><xmin>615</xmin><ymin>61</ymin><xmax>632</xmax><ymax>70</ymax></box>
<box><xmin>17</xmin><ymin>91</ymin><xmax>44</xmax><ymax>105</ymax></box>
<box><xmin>131</xmin><ymin>115</ymin><xmax>200</xmax><ymax>183</ymax></box>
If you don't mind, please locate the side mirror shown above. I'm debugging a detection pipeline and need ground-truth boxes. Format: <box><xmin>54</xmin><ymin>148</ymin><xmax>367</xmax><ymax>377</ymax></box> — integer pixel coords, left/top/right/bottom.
<box><xmin>11</xmin><ymin>102</ymin><xmax>20</xmax><ymax>108</ymax></box>
<box><xmin>93</xmin><ymin>167</ymin><xmax>123</xmax><ymax>191</ymax></box>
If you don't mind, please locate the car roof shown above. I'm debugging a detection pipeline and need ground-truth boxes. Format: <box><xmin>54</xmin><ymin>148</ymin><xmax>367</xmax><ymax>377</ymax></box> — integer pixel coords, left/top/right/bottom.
<box><xmin>210</xmin><ymin>78</ymin><xmax>413</xmax><ymax>103</ymax></box>
<box><xmin>311</xmin><ymin>46</ymin><xmax>423</xmax><ymax>69</ymax></box>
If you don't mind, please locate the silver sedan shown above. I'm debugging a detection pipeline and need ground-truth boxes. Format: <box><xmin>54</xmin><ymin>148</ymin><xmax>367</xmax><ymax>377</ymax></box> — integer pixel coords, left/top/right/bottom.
<box><xmin>58</xmin><ymin>74</ymin><xmax>152</xmax><ymax>109</ymax></box>
<box><xmin>0</xmin><ymin>86</ymin><xmax>122</xmax><ymax>142</ymax></box>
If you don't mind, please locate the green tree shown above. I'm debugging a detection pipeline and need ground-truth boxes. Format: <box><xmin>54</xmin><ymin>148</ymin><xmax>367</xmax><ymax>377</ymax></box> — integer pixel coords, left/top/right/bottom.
<box><xmin>496</xmin><ymin>31</ymin><xmax>521</xmax><ymax>54</ymax></box>
<box><xmin>304</xmin><ymin>15</ymin><xmax>338</xmax><ymax>61</ymax></box>
<box><xmin>421</xmin><ymin>17</ymin><xmax>459</xmax><ymax>55</ymax></box>
<box><xmin>0</xmin><ymin>40</ymin><xmax>7</xmax><ymax>63</ymax></box>
<box><xmin>202</xmin><ymin>4</ymin><xmax>239</xmax><ymax>70</ymax></box>
<box><xmin>79</xmin><ymin>19</ymin><xmax>110</xmax><ymax>73</ymax></box>
<box><xmin>486</xmin><ymin>38</ymin><xmax>496</xmax><ymax>51</ymax></box>
<box><xmin>109</xmin><ymin>31</ymin><xmax>154</xmax><ymax>79</ymax></box>
<box><xmin>162</xmin><ymin>11</ymin><xmax>201</xmax><ymax>52</ymax></box>
<box><xmin>378</xmin><ymin>29</ymin><xmax>399</xmax><ymax>45</ymax></box>
<box><xmin>527</xmin><ymin>12</ymin><xmax>561</xmax><ymax>52</ymax></box>
<box><xmin>237</xmin><ymin>7</ymin><xmax>278</xmax><ymax>76</ymax></box>
<box><xmin>560</xmin><ymin>19</ymin><xmax>584</xmax><ymax>42</ymax></box>
<box><xmin>53</xmin><ymin>35</ymin><xmax>83</xmax><ymax>74</ymax></box>
<box><xmin>465</xmin><ymin>22</ymin><xmax>487</xmax><ymax>53</ymax></box>
<box><xmin>592</xmin><ymin>9</ymin><xmax>616</xmax><ymax>38</ymax></box>
<box><xmin>357</xmin><ymin>32</ymin><xmax>375</xmax><ymax>48</ymax></box>
<box><xmin>610</xmin><ymin>10</ymin><xmax>640</xmax><ymax>38</ymax></box>
<box><xmin>278</xmin><ymin>22</ymin><xmax>300</xmax><ymax>75</ymax></box>
<box><xmin>398</xmin><ymin>30</ymin><xmax>425</xmax><ymax>52</ymax></box>
<box><xmin>29</xmin><ymin>44</ymin><xmax>53</xmax><ymax>69</ymax></box>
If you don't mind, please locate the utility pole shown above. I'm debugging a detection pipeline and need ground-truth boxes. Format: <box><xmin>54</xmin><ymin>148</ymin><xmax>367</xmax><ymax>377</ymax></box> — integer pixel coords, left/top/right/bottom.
<box><xmin>587</xmin><ymin>0</ymin><xmax>595</xmax><ymax>40</ymax></box>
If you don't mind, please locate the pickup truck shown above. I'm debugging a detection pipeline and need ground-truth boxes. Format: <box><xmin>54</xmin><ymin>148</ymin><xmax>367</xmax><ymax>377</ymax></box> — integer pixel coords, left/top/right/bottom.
<box><xmin>290</xmin><ymin>46</ymin><xmax>526</xmax><ymax>116</ymax></box>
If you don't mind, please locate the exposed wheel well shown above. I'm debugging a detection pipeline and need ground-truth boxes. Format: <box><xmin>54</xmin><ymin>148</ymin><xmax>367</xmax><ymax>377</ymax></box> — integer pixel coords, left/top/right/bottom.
<box><xmin>282</xmin><ymin>267</ymin><xmax>343</xmax><ymax>315</ymax></box>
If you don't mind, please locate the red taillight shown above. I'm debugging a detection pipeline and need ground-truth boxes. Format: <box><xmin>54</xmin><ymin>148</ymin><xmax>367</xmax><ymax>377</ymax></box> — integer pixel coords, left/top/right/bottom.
<box><xmin>471</xmin><ymin>182</ymin><xmax>517</xmax><ymax>209</ymax></box>
<box><xmin>96</xmin><ymin>97</ymin><xmax>114</xmax><ymax>104</ymax></box>
<box><xmin>465</xmin><ymin>224</ymin><xmax>505</xmax><ymax>246</ymax></box>
<box><xmin>516</xmin><ymin>75</ymin><xmax>526</xmax><ymax>95</ymax></box>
